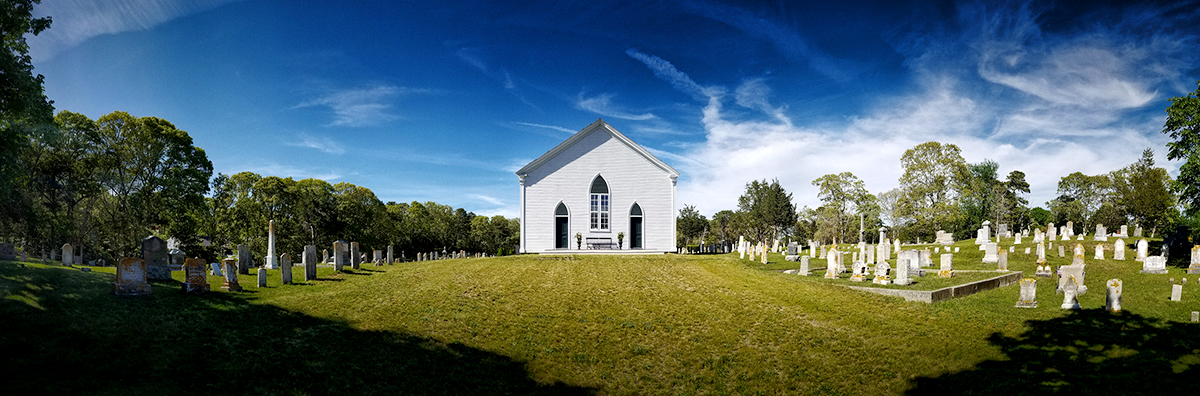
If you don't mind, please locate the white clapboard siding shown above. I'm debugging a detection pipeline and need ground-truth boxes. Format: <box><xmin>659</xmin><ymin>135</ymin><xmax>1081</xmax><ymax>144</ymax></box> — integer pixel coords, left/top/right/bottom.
<box><xmin>518</xmin><ymin>120</ymin><xmax>679</xmax><ymax>253</ymax></box>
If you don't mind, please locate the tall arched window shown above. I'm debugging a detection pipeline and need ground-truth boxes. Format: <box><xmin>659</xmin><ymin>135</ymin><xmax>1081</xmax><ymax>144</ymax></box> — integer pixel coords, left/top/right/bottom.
<box><xmin>589</xmin><ymin>175</ymin><xmax>609</xmax><ymax>230</ymax></box>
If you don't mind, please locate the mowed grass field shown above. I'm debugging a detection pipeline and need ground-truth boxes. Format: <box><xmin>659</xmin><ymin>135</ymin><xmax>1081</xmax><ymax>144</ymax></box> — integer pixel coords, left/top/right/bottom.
<box><xmin>3</xmin><ymin>237</ymin><xmax>1200</xmax><ymax>395</ymax></box>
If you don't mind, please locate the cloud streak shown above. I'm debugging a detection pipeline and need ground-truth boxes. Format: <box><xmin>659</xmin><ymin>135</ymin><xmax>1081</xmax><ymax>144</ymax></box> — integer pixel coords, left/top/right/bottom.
<box><xmin>287</xmin><ymin>133</ymin><xmax>345</xmax><ymax>154</ymax></box>
<box><xmin>576</xmin><ymin>93</ymin><xmax>656</xmax><ymax>120</ymax></box>
<box><xmin>296</xmin><ymin>85</ymin><xmax>442</xmax><ymax>127</ymax></box>
<box><xmin>29</xmin><ymin>0</ymin><xmax>244</xmax><ymax>60</ymax></box>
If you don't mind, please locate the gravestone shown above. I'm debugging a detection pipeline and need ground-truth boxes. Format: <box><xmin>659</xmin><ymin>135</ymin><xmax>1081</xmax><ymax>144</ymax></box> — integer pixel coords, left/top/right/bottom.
<box><xmin>1193</xmin><ymin>312</ymin><xmax>1199</xmax><ymax>323</ymax></box>
<box><xmin>143</xmin><ymin>236</ymin><xmax>171</xmax><ymax>280</ymax></box>
<box><xmin>954</xmin><ymin>247</ymin><xmax>959</xmax><ymax>253</ymax></box>
<box><xmin>820</xmin><ymin>246</ymin><xmax>827</xmax><ymax>260</ymax></box>
<box><xmin>1187</xmin><ymin>245</ymin><xmax>1200</xmax><ymax>274</ymax></box>
<box><xmin>333</xmin><ymin>241</ymin><xmax>345</xmax><ymax>271</ymax></box>
<box><xmin>387</xmin><ymin>245</ymin><xmax>394</xmax><ymax>266</ymax></box>
<box><xmin>824</xmin><ymin>252</ymin><xmax>839</xmax><ymax>279</ymax></box>
<box><xmin>1015</xmin><ymin>278</ymin><xmax>1037</xmax><ymax>308</ymax></box>
<box><xmin>1058</xmin><ymin>265</ymin><xmax>1088</xmax><ymax>296</ymax></box>
<box><xmin>1170</xmin><ymin>284</ymin><xmax>1182</xmax><ymax>302</ymax></box>
<box><xmin>211</xmin><ymin>262</ymin><xmax>223</xmax><ymax>276</ymax></box>
<box><xmin>997</xmin><ymin>249</ymin><xmax>1008</xmax><ymax>271</ymax></box>
<box><xmin>169</xmin><ymin>249</ymin><xmax>185</xmax><ymax>271</ymax></box>
<box><xmin>304</xmin><ymin>245</ymin><xmax>318</xmax><ymax>281</ymax></box>
<box><xmin>1047</xmin><ymin>223</ymin><xmax>1057</xmax><ymax>242</ymax></box>
<box><xmin>265</xmin><ymin>220</ymin><xmax>277</xmax><ymax>269</ymax></box>
<box><xmin>872</xmin><ymin>262</ymin><xmax>891</xmax><ymax>285</ymax></box>
<box><xmin>322</xmin><ymin>249</ymin><xmax>329</xmax><ymax>263</ymax></box>
<box><xmin>280</xmin><ymin>253</ymin><xmax>292</xmax><ymax>284</ymax></box>
<box><xmin>183</xmin><ymin>258</ymin><xmax>209</xmax><ymax>293</ymax></box>
<box><xmin>939</xmin><ymin>254</ymin><xmax>953</xmax><ymax>278</ymax></box>
<box><xmin>237</xmin><ymin>244</ymin><xmax>252</xmax><ymax>274</ymax></box>
<box><xmin>798</xmin><ymin>256</ymin><xmax>811</xmax><ymax>276</ymax></box>
<box><xmin>1014</xmin><ymin>233</ymin><xmax>1022</xmax><ymax>245</ymax></box>
<box><xmin>894</xmin><ymin>258</ymin><xmax>912</xmax><ymax>285</ymax></box>
<box><xmin>1106</xmin><ymin>279</ymin><xmax>1122</xmax><ymax>312</ymax></box>
<box><xmin>1136</xmin><ymin>239</ymin><xmax>1148</xmax><ymax>262</ymax></box>
<box><xmin>1094</xmin><ymin>224</ymin><xmax>1107</xmax><ymax>241</ymax></box>
<box><xmin>1058</xmin><ymin>245</ymin><xmax>1065</xmax><ymax>258</ymax></box>
<box><xmin>982</xmin><ymin>243</ymin><xmax>999</xmax><ymax>264</ymax></box>
<box><xmin>1114</xmin><ymin>241</ymin><xmax>1126</xmax><ymax>261</ymax></box>
<box><xmin>919</xmin><ymin>249</ymin><xmax>932</xmax><ymax>269</ymax></box>
<box><xmin>1060</xmin><ymin>276</ymin><xmax>1081</xmax><ymax>310</ymax></box>
<box><xmin>1141</xmin><ymin>256</ymin><xmax>1168</xmax><ymax>274</ymax></box>
<box><xmin>1095</xmin><ymin>245</ymin><xmax>1105</xmax><ymax>260</ymax></box>
<box><xmin>850</xmin><ymin>261</ymin><xmax>866</xmax><ymax>282</ymax></box>
<box><xmin>61</xmin><ymin>243</ymin><xmax>73</xmax><ymax>266</ymax></box>
<box><xmin>998</xmin><ymin>223</ymin><xmax>1008</xmax><ymax>238</ymax></box>
<box><xmin>350</xmin><ymin>242</ymin><xmax>361</xmax><ymax>270</ymax></box>
<box><xmin>221</xmin><ymin>259</ymin><xmax>242</xmax><ymax>291</ymax></box>
<box><xmin>1134</xmin><ymin>226</ymin><xmax>1142</xmax><ymax>237</ymax></box>
<box><xmin>0</xmin><ymin>243</ymin><xmax>13</xmax><ymax>260</ymax></box>
<box><xmin>1036</xmin><ymin>264</ymin><xmax>1053</xmax><ymax>277</ymax></box>
<box><xmin>257</xmin><ymin>268</ymin><xmax>267</xmax><ymax>288</ymax></box>
<box><xmin>1024</xmin><ymin>247</ymin><xmax>1030</xmax><ymax>254</ymax></box>
<box><xmin>785</xmin><ymin>242</ymin><xmax>799</xmax><ymax>262</ymax></box>
<box><xmin>1119</xmin><ymin>225</ymin><xmax>1128</xmax><ymax>237</ymax></box>
<box><xmin>113</xmin><ymin>257</ymin><xmax>152</xmax><ymax>295</ymax></box>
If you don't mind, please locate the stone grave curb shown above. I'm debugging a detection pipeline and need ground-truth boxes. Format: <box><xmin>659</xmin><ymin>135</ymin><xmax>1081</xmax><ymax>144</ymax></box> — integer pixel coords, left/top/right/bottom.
<box><xmin>846</xmin><ymin>271</ymin><xmax>1024</xmax><ymax>303</ymax></box>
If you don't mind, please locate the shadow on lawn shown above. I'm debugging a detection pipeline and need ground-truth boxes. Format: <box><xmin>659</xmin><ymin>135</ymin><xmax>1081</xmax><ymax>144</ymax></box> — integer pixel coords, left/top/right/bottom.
<box><xmin>907</xmin><ymin>309</ymin><xmax>1200</xmax><ymax>396</ymax></box>
<box><xmin>0</xmin><ymin>263</ymin><xmax>594</xmax><ymax>395</ymax></box>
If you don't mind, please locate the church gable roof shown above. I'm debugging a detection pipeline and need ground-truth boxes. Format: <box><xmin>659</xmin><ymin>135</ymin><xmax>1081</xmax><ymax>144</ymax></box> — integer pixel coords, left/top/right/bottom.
<box><xmin>516</xmin><ymin>119</ymin><xmax>680</xmax><ymax>178</ymax></box>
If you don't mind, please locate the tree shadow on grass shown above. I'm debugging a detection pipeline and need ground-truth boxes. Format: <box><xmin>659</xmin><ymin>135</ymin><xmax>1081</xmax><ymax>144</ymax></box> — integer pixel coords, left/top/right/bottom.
<box><xmin>0</xmin><ymin>263</ymin><xmax>595</xmax><ymax>395</ymax></box>
<box><xmin>907</xmin><ymin>309</ymin><xmax>1200</xmax><ymax>396</ymax></box>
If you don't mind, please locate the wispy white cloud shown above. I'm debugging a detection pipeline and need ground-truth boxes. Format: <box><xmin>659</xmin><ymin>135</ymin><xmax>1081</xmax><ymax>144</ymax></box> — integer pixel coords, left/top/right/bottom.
<box><xmin>513</xmin><ymin>122</ymin><xmax>576</xmax><ymax>135</ymax></box>
<box><xmin>29</xmin><ymin>0</ymin><xmax>244</xmax><ymax>60</ymax></box>
<box><xmin>468</xmin><ymin>194</ymin><xmax>504</xmax><ymax>206</ymax></box>
<box><xmin>286</xmin><ymin>133</ymin><xmax>345</xmax><ymax>154</ymax></box>
<box><xmin>631</xmin><ymin>3</ymin><xmax>1194</xmax><ymax>216</ymax></box>
<box><xmin>576</xmin><ymin>93</ymin><xmax>656</xmax><ymax>120</ymax></box>
<box><xmin>625</xmin><ymin>48</ymin><xmax>719</xmax><ymax>101</ymax></box>
<box><xmin>296</xmin><ymin>85</ymin><xmax>442</xmax><ymax>127</ymax></box>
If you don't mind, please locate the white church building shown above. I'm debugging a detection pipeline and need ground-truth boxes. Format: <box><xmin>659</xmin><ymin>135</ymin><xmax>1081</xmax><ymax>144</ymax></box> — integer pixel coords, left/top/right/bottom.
<box><xmin>517</xmin><ymin>119</ymin><xmax>679</xmax><ymax>254</ymax></box>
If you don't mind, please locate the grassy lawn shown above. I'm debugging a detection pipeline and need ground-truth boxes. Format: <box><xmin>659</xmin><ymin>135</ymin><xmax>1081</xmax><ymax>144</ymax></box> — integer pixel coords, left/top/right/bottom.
<box><xmin>3</xmin><ymin>237</ymin><xmax>1199</xmax><ymax>395</ymax></box>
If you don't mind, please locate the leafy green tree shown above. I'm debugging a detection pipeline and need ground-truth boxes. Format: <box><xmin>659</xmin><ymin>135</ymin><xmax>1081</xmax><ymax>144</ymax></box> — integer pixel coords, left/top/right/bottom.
<box><xmin>897</xmin><ymin>142</ymin><xmax>968</xmax><ymax>240</ymax></box>
<box><xmin>676</xmin><ymin>204</ymin><xmax>707</xmax><ymax>247</ymax></box>
<box><xmin>1111</xmin><ymin>148</ymin><xmax>1174</xmax><ymax>233</ymax></box>
<box><xmin>1162</xmin><ymin>81</ymin><xmax>1200</xmax><ymax>216</ymax></box>
<box><xmin>1029</xmin><ymin>207</ymin><xmax>1051</xmax><ymax>228</ymax></box>
<box><xmin>998</xmin><ymin>170</ymin><xmax>1030</xmax><ymax>230</ymax></box>
<box><xmin>811</xmin><ymin>172</ymin><xmax>871</xmax><ymax>244</ymax></box>
<box><xmin>736</xmin><ymin>178</ymin><xmax>797</xmax><ymax>243</ymax></box>
<box><xmin>1</xmin><ymin>0</ymin><xmax>54</xmax><ymax>223</ymax></box>
<box><xmin>708</xmin><ymin>210</ymin><xmax>735</xmax><ymax>247</ymax></box>
<box><xmin>1048</xmin><ymin>172</ymin><xmax>1112</xmax><ymax>233</ymax></box>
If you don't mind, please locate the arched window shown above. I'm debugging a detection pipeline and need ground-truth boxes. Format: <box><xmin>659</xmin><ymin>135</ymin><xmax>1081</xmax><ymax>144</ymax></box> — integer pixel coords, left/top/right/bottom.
<box><xmin>589</xmin><ymin>175</ymin><xmax>609</xmax><ymax>230</ymax></box>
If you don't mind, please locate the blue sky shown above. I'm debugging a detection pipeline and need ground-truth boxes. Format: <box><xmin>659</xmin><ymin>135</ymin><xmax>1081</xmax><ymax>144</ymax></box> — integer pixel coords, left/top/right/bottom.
<box><xmin>27</xmin><ymin>0</ymin><xmax>1200</xmax><ymax>219</ymax></box>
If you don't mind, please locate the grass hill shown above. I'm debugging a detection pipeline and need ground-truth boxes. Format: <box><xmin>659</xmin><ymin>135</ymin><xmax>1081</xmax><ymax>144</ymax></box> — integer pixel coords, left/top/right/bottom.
<box><xmin>3</xmin><ymin>237</ymin><xmax>1199</xmax><ymax>395</ymax></box>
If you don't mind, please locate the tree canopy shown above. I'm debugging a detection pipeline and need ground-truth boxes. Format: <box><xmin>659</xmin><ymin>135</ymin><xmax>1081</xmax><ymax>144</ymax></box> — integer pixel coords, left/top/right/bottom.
<box><xmin>1163</xmin><ymin>81</ymin><xmax>1200</xmax><ymax>216</ymax></box>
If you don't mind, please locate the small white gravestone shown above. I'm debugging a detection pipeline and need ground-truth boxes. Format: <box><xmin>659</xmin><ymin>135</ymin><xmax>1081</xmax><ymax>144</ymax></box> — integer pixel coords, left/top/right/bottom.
<box><xmin>1014</xmin><ymin>233</ymin><xmax>1022</xmax><ymax>245</ymax></box>
<box><xmin>1094</xmin><ymin>224</ymin><xmax>1107</xmax><ymax>241</ymax></box>
<box><xmin>1170</xmin><ymin>284</ymin><xmax>1183</xmax><ymax>302</ymax></box>
<box><xmin>939</xmin><ymin>254</ymin><xmax>953</xmax><ymax>278</ymax></box>
<box><xmin>982</xmin><ymin>243</ymin><xmax>999</xmax><ymax>264</ymax></box>
<box><xmin>850</xmin><ymin>261</ymin><xmax>866</xmax><ymax>282</ymax></box>
<box><xmin>1009</xmin><ymin>246</ymin><xmax>1014</xmax><ymax>253</ymax></box>
<box><xmin>1015</xmin><ymin>278</ymin><xmax>1037</xmax><ymax>308</ymax></box>
<box><xmin>1061</xmin><ymin>276</ymin><xmax>1082</xmax><ymax>310</ymax></box>
<box><xmin>954</xmin><ymin>247</ymin><xmax>960</xmax><ymax>253</ymax></box>
<box><xmin>1106</xmin><ymin>279</ymin><xmax>1122</xmax><ymax>312</ymax></box>
<box><xmin>1058</xmin><ymin>245</ymin><xmax>1065</xmax><ymax>258</ymax></box>
<box><xmin>1095</xmin><ymin>245</ymin><xmax>1105</xmax><ymax>260</ymax></box>
<box><xmin>1058</xmin><ymin>265</ymin><xmax>1088</xmax><ymax>296</ymax></box>
<box><xmin>1141</xmin><ymin>256</ymin><xmax>1168</xmax><ymax>274</ymax></box>
<box><xmin>873</xmin><ymin>262</ymin><xmax>892</xmax><ymax>285</ymax></box>
<box><xmin>1136</xmin><ymin>239</ymin><xmax>1148</xmax><ymax>262</ymax></box>
<box><xmin>1024</xmin><ymin>247</ymin><xmax>1030</xmax><ymax>254</ymax></box>
<box><xmin>1193</xmin><ymin>312</ymin><xmax>1199</xmax><ymax>323</ymax></box>
<box><xmin>997</xmin><ymin>249</ymin><xmax>1008</xmax><ymax>271</ymax></box>
<box><xmin>799</xmin><ymin>255</ymin><xmax>811</xmax><ymax>276</ymax></box>
<box><xmin>894</xmin><ymin>259</ymin><xmax>912</xmax><ymax>285</ymax></box>
<box><xmin>1134</xmin><ymin>225</ymin><xmax>1143</xmax><ymax>237</ymax></box>
<box><xmin>1114</xmin><ymin>241</ymin><xmax>1126</xmax><ymax>261</ymax></box>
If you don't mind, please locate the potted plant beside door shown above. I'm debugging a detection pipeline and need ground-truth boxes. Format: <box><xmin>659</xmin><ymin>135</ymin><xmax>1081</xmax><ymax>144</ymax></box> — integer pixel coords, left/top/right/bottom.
<box><xmin>617</xmin><ymin>232</ymin><xmax>625</xmax><ymax>250</ymax></box>
<box><xmin>575</xmin><ymin>232</ymin><xmax>583</xmax><ymax>250</ymax></box>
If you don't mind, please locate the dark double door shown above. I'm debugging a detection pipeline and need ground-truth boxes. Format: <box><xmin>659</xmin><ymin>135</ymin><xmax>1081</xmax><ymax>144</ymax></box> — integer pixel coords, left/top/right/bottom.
<box><xmin>630</xmin><ymin>217</ymin><xmax>643</xmax><ymax>249</ymax></box>
<box><xmin>555</xmin><ymin>217</ymin><xmax>569</xmax><ymax>249</ymax></box>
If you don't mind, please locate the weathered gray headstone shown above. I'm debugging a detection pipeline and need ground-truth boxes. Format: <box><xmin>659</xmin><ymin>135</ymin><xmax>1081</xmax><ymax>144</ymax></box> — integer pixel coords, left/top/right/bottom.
<box><xmin>1058</xmin><ymin>265</ymin><xmax>1088</xmax><ymax>295</ymax></box>
<box><xmin>1015</xmin><ymin>278</ymin><xmax>1037</xmax><ymax>308</ymax></box>
<box><xmin>798</xmin><ymin>255</ymin><xmax>811</xmax><ymax>276</ymax></box>
<box><xmin>1058</xmin><ymin>245</ymin><xmax>1065</xmax><ymax>258</ymax></box>
<box><xmin>280</xmin><ymin>253</ymin><xmax>292</xmax><ymax>284</ymax></box>
<box><xmin>143</xmin><ymin>236</ymin><xmax>171</xmax><ymax>280</ymax></box>
<box><xmin>257</xmin><ymin>268</ymin><xmax>267</xmax><ymax>287</ymax></box>
<box><xmin>332</xmin><ymin>241</ymin><xmax>345</xmax><ymax>271</ymax></box>
<box><xmin>939</xmin><ymin>254</ymin><xmax>953</xmax><ymax>278</ymax></box>
<box><xmin>61</xmin><ymin>243</ymin><xmax>73</xmax><ymax>266</ymax></box>
<box><xmin>237</xmin><ymin>244</ymin><xmax>252</xmax><ymax>275</ymax></box>
<box><xmin>997</xmin><ymin>249</ymin><xmax>1008</xmax><ymax>271</ymax></box>
<box><xmin>304</xmin><ymin>245</ymin><xmax>317</xmax><ymax>281</ymax></box>
<box><xmin>1094</xmin><ymin>224</ymin><xmax>1107</xmax><ymax>241</ymax></box>
<box><xmin>350</xmin><ymin>242</ymin><xmax>361</xmax><ymax>270</ymax></box>
<box><xmin>1114</xmin><ymin>241</ymin><xmax>1126</xmax><ymax>260</ymax></box>
<box><xmin>982</xmin><ymin>243</ymin><xmax>999</xmax><ymax>264</ymax></box>
<box><xmin>387</xmin><ymin>245</ymin><xmax>394</xmax><ymax>266</ymax></box>
<box><xmin>1060</xmin><ymin>276</ymin><xmax>1081</xmax><ymax>310</ymax></box>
